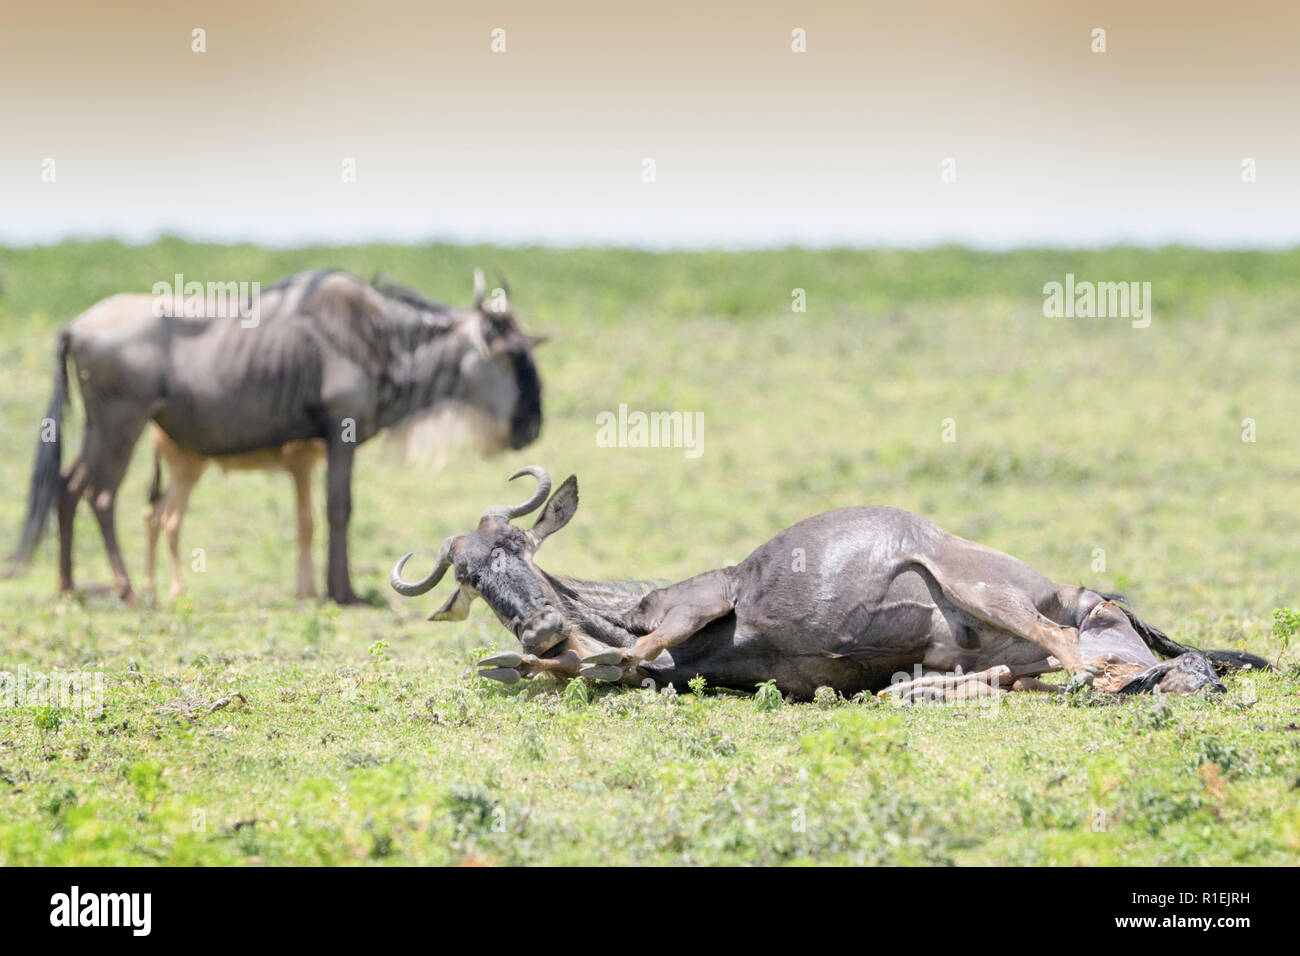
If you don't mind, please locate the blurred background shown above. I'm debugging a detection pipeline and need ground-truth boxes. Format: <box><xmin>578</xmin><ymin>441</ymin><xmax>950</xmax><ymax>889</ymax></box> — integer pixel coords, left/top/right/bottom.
<box><xmin>2</xmin><ymin>0</ymin><xmax>1296</xmax><ymax>622</ymax></box>
<box><xmin>2</xmin><ymin>0</ymin><xmax>1297</xmax><ymax>248</ymax></box>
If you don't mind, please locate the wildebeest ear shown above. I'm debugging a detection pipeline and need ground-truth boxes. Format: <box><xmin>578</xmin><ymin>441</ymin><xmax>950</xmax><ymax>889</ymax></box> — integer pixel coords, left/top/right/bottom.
<box><xmin>530</xmin><ymin>475</ymin><xmax>578</xmax><ymax>546</ymax></box>
<box><xmin>429</xmin><ymin>585</ymin><xmax>474</xmax><ymax>622</ymax></box>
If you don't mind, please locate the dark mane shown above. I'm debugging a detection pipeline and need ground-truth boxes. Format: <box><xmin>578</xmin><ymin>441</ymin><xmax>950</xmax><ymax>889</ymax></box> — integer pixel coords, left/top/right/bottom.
<box><xmin>1096</xmin><ymin>591</ymin><xmax>1189</xmax><ymax>659</ymax></box>
<box><xmin>370</xmin><ymin>273</ymin><xmax>453</xmax><ymax>316</ymax></box>
<box><xmin>259</xmin><ymin>271</ymin><xmax>314</xmax><ymax>296</ymax></box>
<box><xmin>1097</xmin><ymin>590</ymin><xmax>1271</xmax><ymax>675</ymax></box>
<box><xmin>547</xmin><ymin>574</ymin><xmax>666</xmax><ymax>617</ymax></box>
<box><xmin>215</xmin><ymin>269</ymin><xmax>473</xmax><ymax>431</ymax></box>
<box><xmin>551</xmin><ymin>575</ymin><xmax>666</xmax><ymax>597</ymax></box>
<box><xmin>254</xmin><ymin>270</ymin><xmax>457</xmax><ymax>331</ymax></box>
<box><xmin>248</xmin><ymin>268</ymin><xmax>336</xmax><ymax>312</ymax></box>
<box><xmin>569</xmin><ymin>577</ymin><xmax>667</xmax><ymax>596</ymax></box>
<box><xmin>259</xmin><ymin>267</ymin><xmax>343</xmax><ymax>300</ymax></box>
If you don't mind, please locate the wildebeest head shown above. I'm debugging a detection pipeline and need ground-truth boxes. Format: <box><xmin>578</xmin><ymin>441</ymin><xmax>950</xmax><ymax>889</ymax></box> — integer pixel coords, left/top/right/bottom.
<box><xmin>1079</xmin><ymin>600</ymin><xmax>1227</xmax><ymax>695</ymax></box>
<box><xmin>385</xmin><ymin>270</ymin><xmax>545</xmax><ymax>464</ymax></box>
<box><xmin>466</xmin><ymin>269</ymin><xmax>544</xmax><ymax>450</ymax></box>
<box><xmin>390</xmin><ymin>466</ymin><xmax>578</xmax><ymax>655</ymax></box>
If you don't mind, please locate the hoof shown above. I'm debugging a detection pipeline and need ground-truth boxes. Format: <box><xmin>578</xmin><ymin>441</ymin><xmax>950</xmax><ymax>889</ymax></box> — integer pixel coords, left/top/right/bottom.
<box><xmin>582</xmin><ymin>648</ymin><xmax>627</xmax><ymax>666</ymax></box>
<box><xmin>478</xmin><ymin>667</ymin><xmax>521</xmax><ymax>685</ymax></box>
<box><xmin>480</xmin><ymin>650</ymin><xmax>524</xmax><ymax>668</ymax></box>
<box><xmin>579</xmin><ymin>664</ymin><xmax>624</xmax><ymax>682</ymax></box>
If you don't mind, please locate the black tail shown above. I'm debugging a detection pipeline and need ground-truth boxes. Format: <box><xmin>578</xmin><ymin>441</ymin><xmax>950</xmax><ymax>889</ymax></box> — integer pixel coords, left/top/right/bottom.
<box><xmin>8</xmin><ymin>329</ymin><xmax>71</xmax><ymax>568</ymax></box>
<box><xmin>1100</xmin><ymin>591</ymin><xmax>1271</xmax><ymax>675</ymax></box>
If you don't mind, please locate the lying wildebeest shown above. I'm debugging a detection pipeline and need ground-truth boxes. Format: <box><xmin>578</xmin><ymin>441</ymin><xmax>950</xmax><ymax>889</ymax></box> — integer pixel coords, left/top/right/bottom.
<box><xmin>12</xmin><ymin>268</ymin><xmax>544</xmax><ymax>604</ymax></box>
<box><xmin>391</xmin><ymin>466</ymin><xmax>1265</xmax><ymax>698</ymax></box>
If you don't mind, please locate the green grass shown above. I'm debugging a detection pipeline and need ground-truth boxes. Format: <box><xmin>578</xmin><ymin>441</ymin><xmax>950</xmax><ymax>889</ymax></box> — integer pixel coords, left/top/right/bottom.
<box><xmin>1</xmin><ymin>240</ymin><xmax>1297</xmax><ymax>865</ymax></box>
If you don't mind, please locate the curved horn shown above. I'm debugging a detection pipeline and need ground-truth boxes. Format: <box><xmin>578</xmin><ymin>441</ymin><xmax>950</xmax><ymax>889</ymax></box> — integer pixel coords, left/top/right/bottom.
<box><xmin>482</xmin><ymin>466</ymin><xmax>551</xmax><ymax>521</ymax></box>
<box><xmin>390</xmin><ymin>536</ymin><xmax>455</xmax><ymax>596</ymax></box>
<box><xmin>472</xmin><ymin>268</ymin><xmax>486</xmax><ymax>309</ymax></box>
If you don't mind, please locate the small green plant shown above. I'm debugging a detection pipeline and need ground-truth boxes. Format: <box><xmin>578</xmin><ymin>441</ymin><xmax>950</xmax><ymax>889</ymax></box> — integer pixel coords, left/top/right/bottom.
<box><xmin>564</xmin><ymin>677</ymin><xmax>591</xmax><ymax>709</ymax></box>
<box><xmin>367</xmin><ymin>639</ymin><xmax>390</xmax><ymax>664</ymax></box>
<box><xmin>34</xmin><ymin>706</ymin><xmax>63</xmax><ymax>735</ymax></box>
<box><xmin>1271</xmin><ymin>607</ymin><xmax>1299</xmax><ymax>665</ymax></box>
<box><xmin>754</xmin><ymin>680</ymin><xmax>783</xmax><ymax>711</ymax></box>
<box><xmin>688</xmin><ymin>675</ymin><xmax>707</xmax><ymax>697</ymax></box>
<box><xmin>1272</xmin><ymin>606</ymin><xmax>1300</xmax><ymax>641</ymax></box>
<box><xmin>813</xmin><ymin>686</ymin><xmax>842</xmax><ymax>708</ymax></box>
<box><xmin>1064</xmin><ymin>677</ymin><xmax>1095</xmax><ymax>706</ymax></box>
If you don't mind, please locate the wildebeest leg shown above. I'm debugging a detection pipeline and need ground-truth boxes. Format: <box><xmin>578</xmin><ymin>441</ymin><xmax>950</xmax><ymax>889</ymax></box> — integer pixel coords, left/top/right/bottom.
<box><xmin>879</xmin><ymin>665</ymin><xmax>1012</xmax><ymax>703</ymax></box>
<box><xmin>882</xmin><ymin>655</ymin><xmax>1066</xmax><ymax>701</ymax></box>
<box><xmin>286</xmin><ymin>449</ymin><xmax>318</xmax><ymax>599</ymax></box>
<box><xmin>478</xmin><ymin>629</ymin><xmax>619</xmax><ymax>684</ymax></box>
<box><xmin>147</xmin><ymin>439</ymin><xmax>206</xmax><ymax>599</ymax></box>
<box><xmin>1011</xmin><ymin>677</ymin><xmax>1065</xmax><ymax>693</ymax></box>
<box><xmin>143</xmin><ymin>446</ymin><xmax>164</xmax><ymax>598</ymax></box>
<box><xmin>918</xmin><ymin>565</ymin><xmax>1093</xmax><ymax>685</ymax></box>
<box><xmin>91</xmin><ymin>490</ymin><xmax>135</xmax><ymax>602</ymax></box>
<box><xmin>580</xmin><ymin>580</ymin><xmax>735</xmax><ymax>677</ymax></box>
<box><xmin>57</xmin><ymin>456</ymin><xmax>88</xmax><ymax>593</ymax></box>
<box><xmin>161</xmin><ymin>465</ymin><xmax>204</xmax><ymax>599</ymax></box>
<box><xmin>83</xmin><ymin>411</ymin><xmax>148</xmax><ymax>602</ymax></box>
<box><xmin>324</xmin><ymin>434</ymin><xmax>359</xmax><ymax>604</ymax></box>
<box><xmin>476</xmin><ymin>648</ymin><xmax>585</xmax><ymax>684</ymax></box>
<box><xmin>143</xmin><ymin>496</ymin><xmax>161</xmax><ymax>598</ymax></box>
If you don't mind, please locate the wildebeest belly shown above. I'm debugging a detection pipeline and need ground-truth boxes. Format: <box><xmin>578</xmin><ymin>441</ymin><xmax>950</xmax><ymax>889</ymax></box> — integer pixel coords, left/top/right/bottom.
<box><xmin>153</xmin><ymin>401</ymin><xmax>327</xmax><ymax>457</ymax></box>
<box><xmin>639</xmin><ymin>507</ymin><xmax>1050</xmax><ymax>699</ymax></box>
<box><xmin>211</xmin><ymin>440</ymin><xmax>326</xmax><ymax>472</ymax></box>
<box><xmin>644</xmin><ymin>566</ymin><xmax>963</xmax><ymax>699</ymax></box>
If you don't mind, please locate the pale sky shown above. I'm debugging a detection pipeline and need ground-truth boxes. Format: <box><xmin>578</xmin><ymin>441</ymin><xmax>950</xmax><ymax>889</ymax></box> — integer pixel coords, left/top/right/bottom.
<box><xmin>2</xmin><ymin>0</ymin><xmax>1296</xmax><ymax>249</ymax></box>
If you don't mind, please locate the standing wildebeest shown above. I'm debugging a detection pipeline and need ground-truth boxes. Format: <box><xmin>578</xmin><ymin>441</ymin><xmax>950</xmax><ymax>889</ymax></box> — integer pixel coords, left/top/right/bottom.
<box><xmin>11</xmin><ymin>269</ymin><xmax>544</xmax><ymax>604</ymax></box>
<box><xmin>391</xmin><ymin>467</ymin><xmax>1265</xmax><ymax>698</ymax></box>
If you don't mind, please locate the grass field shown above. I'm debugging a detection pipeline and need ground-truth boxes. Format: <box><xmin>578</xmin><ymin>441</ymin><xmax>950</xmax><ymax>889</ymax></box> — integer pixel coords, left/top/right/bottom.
<box><xmin>1</xmin><ymin>240</ymin><xmax>1298</xmax><ymax>865</ymax></box>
